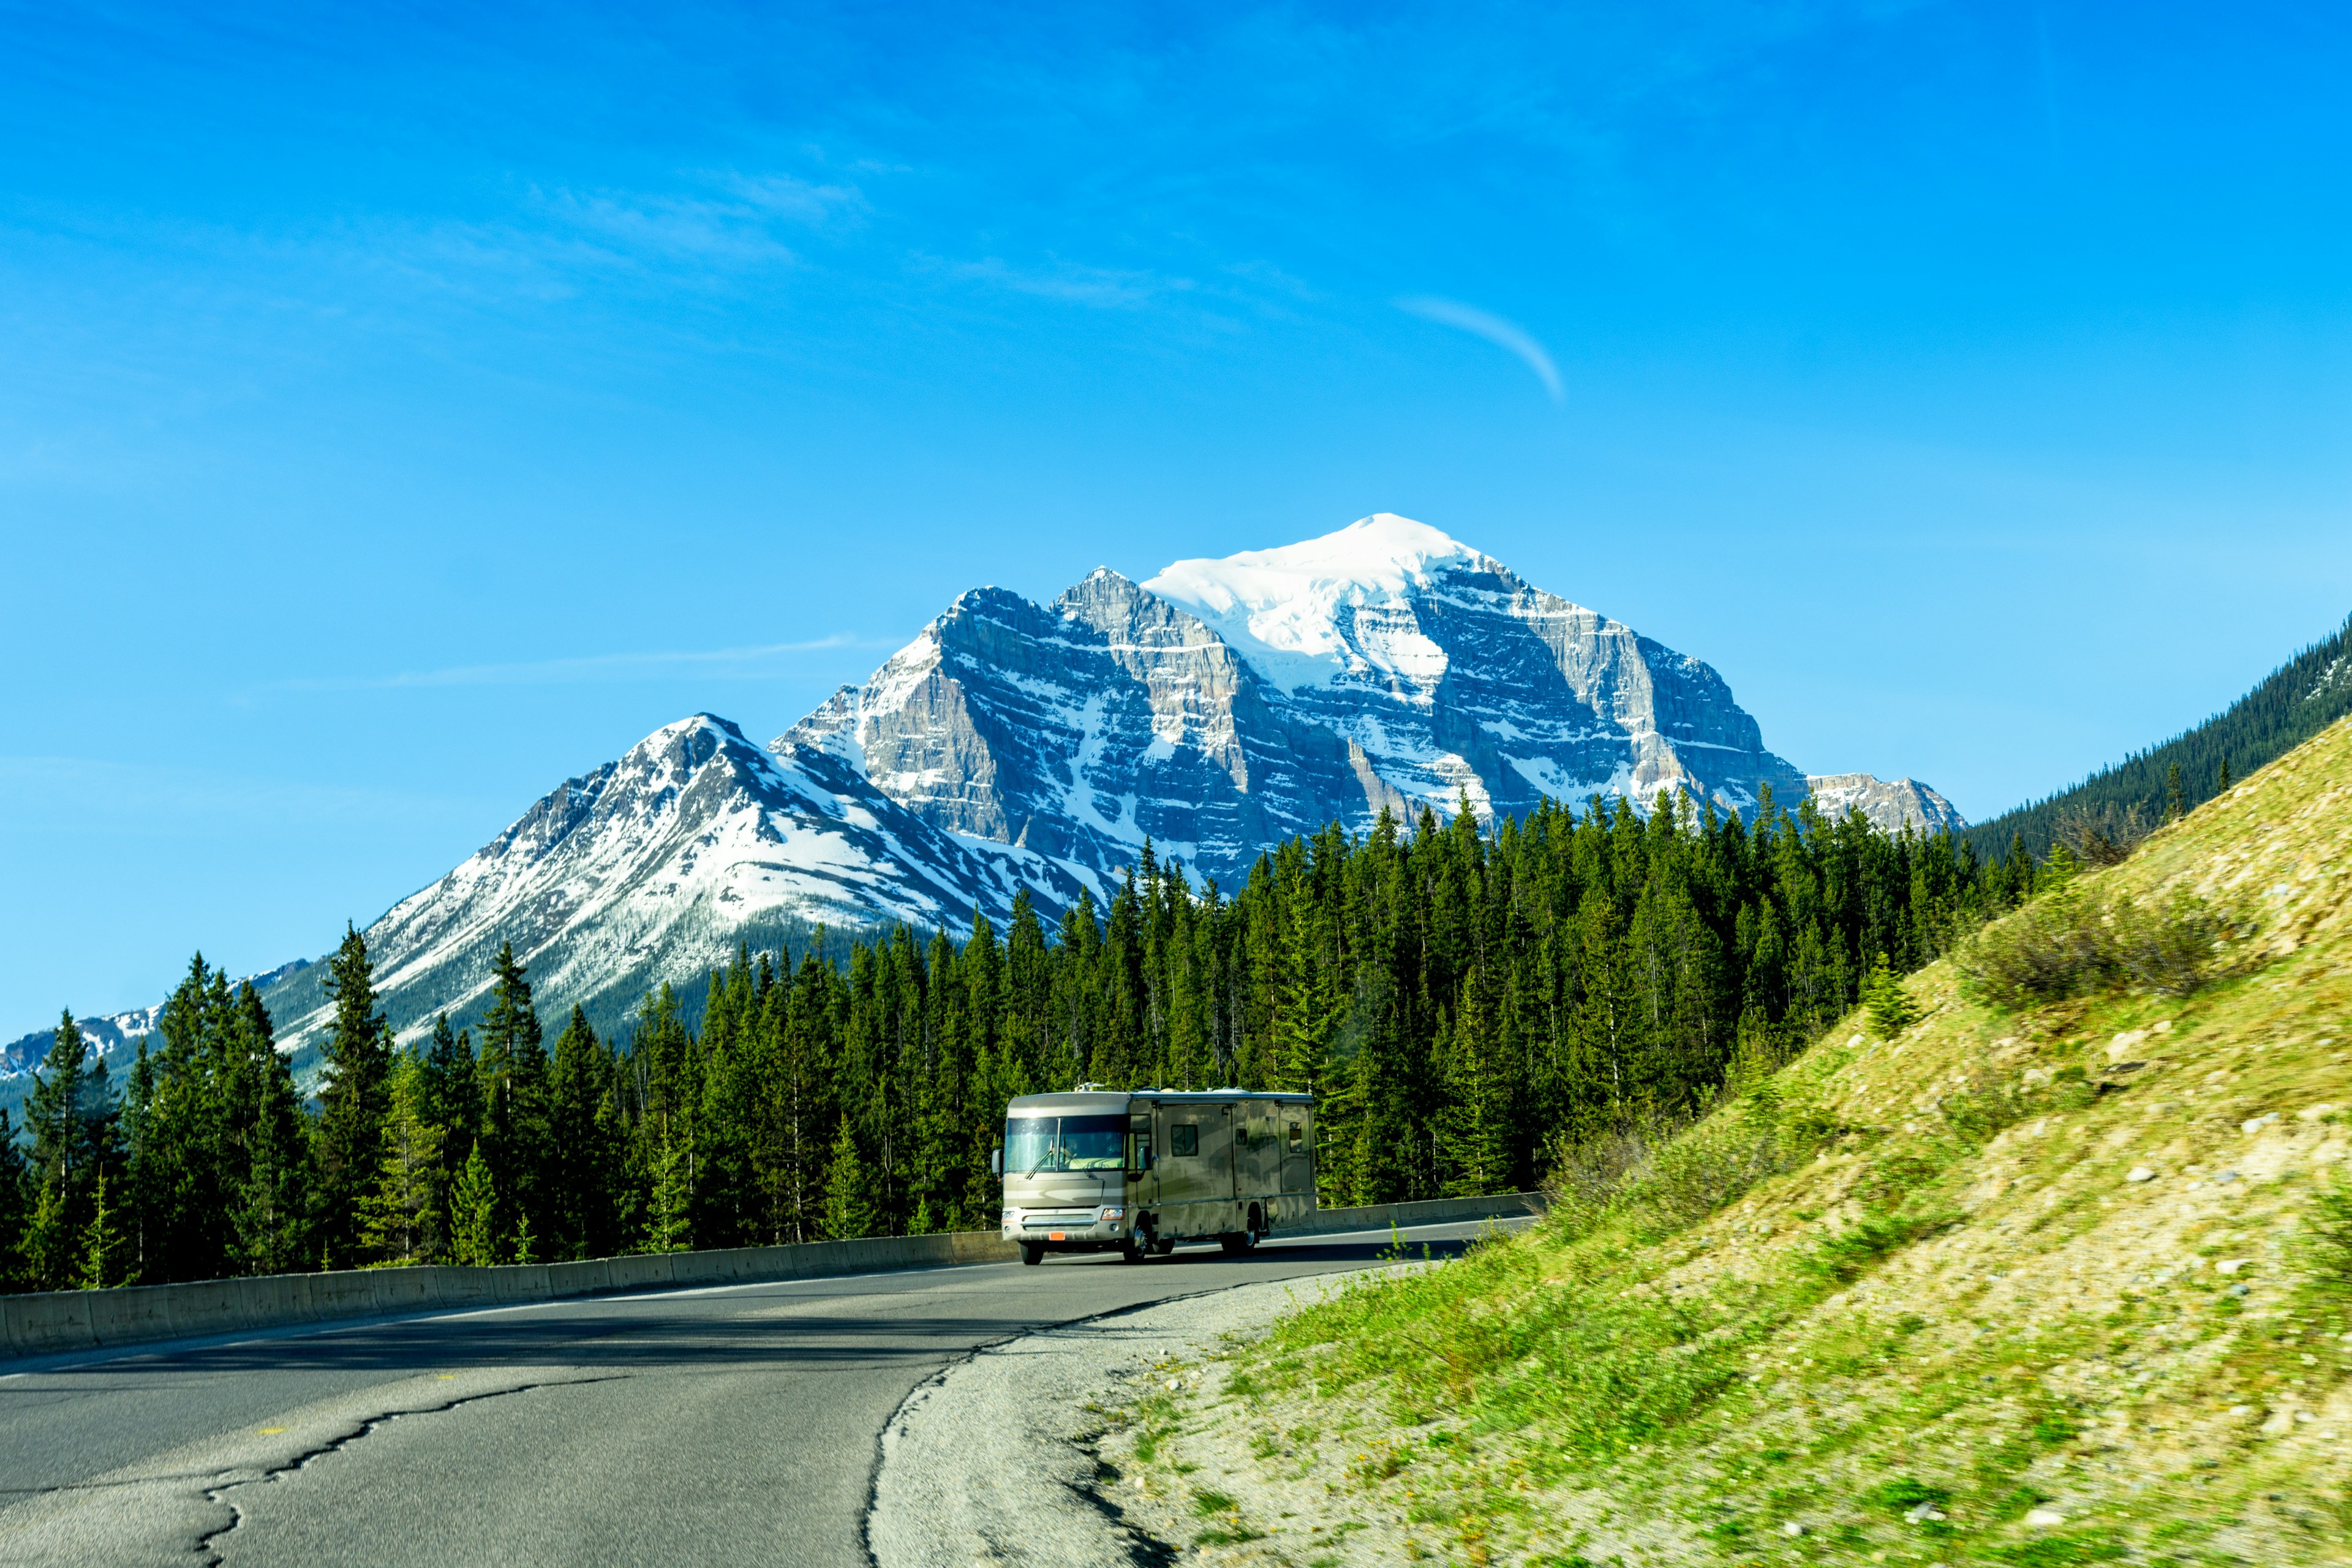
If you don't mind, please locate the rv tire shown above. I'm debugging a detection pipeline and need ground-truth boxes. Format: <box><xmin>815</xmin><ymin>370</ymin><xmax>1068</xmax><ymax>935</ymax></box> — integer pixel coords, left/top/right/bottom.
<box><xmin>1020</xmin><ymin>1242</ymin><xmax>1044</xmax><ymax>1266</ymax></box>
<box><xmin>1219</xmin><ymin>1231</ymin><xmax>1256</xmax><ymax>1257</ymax></box>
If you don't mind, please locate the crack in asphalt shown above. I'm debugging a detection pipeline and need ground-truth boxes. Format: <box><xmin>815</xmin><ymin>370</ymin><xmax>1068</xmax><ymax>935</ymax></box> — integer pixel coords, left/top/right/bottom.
<box><xmin>192</xmin><ymin>1376</ymin><xmax>623</xmax><ymax>1564</ymax></box>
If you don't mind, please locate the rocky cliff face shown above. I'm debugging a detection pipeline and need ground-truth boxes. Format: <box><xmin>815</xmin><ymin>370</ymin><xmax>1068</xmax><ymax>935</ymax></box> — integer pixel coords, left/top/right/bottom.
<box><xmin>1802</xmin><ymin>773</ymin><xmax>1967</xmax><ymax>836</ymax></box>
<box><xmin>780</xmin><ymin>568</ymin><xmax>1392</xmax><ymax>892</ymax></box>
<box><xmin>786</xmin><ymin>514</ymin><xmax>1852</xmax><ymax>889</ymax></box>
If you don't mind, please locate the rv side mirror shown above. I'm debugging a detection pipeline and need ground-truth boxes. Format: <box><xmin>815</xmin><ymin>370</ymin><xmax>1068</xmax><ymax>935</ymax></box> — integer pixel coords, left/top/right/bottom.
<box><xmin>990</xmin><ymin>1149</ymin><xmax>1002</xmax><ymax>1177</ymax></box>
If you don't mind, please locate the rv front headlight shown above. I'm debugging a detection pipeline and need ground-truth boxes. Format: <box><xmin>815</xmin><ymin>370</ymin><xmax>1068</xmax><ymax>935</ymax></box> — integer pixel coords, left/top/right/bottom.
<box><xmin>1099</xmin><ymin>1207</ymin><xmax>1125</xmax><ymax>1223</ymax></box>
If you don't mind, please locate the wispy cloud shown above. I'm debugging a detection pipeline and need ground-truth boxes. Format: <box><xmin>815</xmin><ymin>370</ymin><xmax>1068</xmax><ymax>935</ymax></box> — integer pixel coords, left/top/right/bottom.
<box><xmin>262</xmin><ymin>635</ymin><xmax>879</xmax><ymax>693</ymax></box>
<box><xmin>531</xmin><ymin>170</ymin><xmax>867</xmax><ymax>267</ymax></box>
<box><xmin>1395</xmin><ymin>295</ymin><xmax>1564</xmax><ymax>404</ymax></box>
<box><xmin>938</xmin><ymin>254</ymin><xmax>1191</xmax><ymax>309</ymax></box>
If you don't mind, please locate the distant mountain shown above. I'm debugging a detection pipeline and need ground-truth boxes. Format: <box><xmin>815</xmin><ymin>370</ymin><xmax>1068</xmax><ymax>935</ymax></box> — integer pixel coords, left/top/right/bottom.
<box><xmin>1802</xmin><ymin>773</ymin><xmax>1967</xmax><ymax>837</ymax></box>
<box><xmin>8</xmin><ymin>514</ymin><xmax>1957</xmax><ymax>1091</ymax></box>
<box><xmin>1964</xmin><ymin>612</ymin><xmax>2352</xmax><ymax>863</ymax></box>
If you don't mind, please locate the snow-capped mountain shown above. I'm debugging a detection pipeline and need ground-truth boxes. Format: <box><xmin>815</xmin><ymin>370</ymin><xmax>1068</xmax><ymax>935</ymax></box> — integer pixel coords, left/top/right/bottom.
<box><xmin>785</xmin><ymin>514</ymin><xmax>1880</xmax><ymax>891</ymax></box>
<box><xmin>262</xmin><ymin>714</ymin><xmax>1093</xmax><ymax>1052</ymax></box>
<box><xmin>0</xmin><ymin>1003</ymin><xmax>164</xmax><ymax>1082</ymax></box>
<box><xmin>1801</xmin><ymin>773</ymin><xmax>1967</xmax><ymax>837</ymax></box>
<box><xmin>7</xmin><ymin>514</ymin><xmax>1962</xmax><ymax>1071</ymax></box>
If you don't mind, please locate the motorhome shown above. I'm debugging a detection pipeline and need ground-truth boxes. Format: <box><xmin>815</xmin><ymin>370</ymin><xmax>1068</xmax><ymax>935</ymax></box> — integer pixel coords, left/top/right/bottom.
<box><xmin>995</xmin><ymin>1088</ymin><xmax>1315</xmax><ymax>1264</ymax></box>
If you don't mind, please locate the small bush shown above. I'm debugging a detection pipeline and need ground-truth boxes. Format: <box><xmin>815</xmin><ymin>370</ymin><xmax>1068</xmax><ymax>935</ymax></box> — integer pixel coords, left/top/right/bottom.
<box><xmin>1956</xmin><ymin>881</ymin><xmax>2242</xmax><ymax>1008</ymax></box>
<box><xmin>1863</xmin><ymin>955</ymin><xmax>1919</xmax><ymax>1038</ymax></box>
<box><xmin>2301</xmin><ymin>1175</ymin><xmax>2352</xmax><ymax>1298</ymax></box>
<box><xmin>1540</xmin><ymin>1115</ymin><xmax>1790</xmax><ymax>1240</ymax></box>
<box><xmin>1809</xmin><ymin>1210</ymin><xmax>1959</xmax><ymax>1284</ymax></box>
<box><xmin>1868</xmin><ymin>1477</ymin><xmax>1952</xmax><ymax>1513</ymax></box>
<box><xmin>2052</xmin><ymin>801</ymin><xmax>2149</xmax><ymax>867</ymax></box>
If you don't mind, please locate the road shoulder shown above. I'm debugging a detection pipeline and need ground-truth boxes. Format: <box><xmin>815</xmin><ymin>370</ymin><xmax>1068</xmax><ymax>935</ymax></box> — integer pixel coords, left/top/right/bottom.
<box><xmin>867</xmin><ymin>1270</ymin><xmax>1385</xmax><ymax>1568</ymax></box>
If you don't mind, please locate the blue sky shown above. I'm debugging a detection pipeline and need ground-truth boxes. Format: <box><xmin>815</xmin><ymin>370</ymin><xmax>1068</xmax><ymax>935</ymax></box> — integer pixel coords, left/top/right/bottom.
<box><xmin>6</xmin><ymin>1</ymin><xmax>2350</xmax><ymax>1030</ymax></box>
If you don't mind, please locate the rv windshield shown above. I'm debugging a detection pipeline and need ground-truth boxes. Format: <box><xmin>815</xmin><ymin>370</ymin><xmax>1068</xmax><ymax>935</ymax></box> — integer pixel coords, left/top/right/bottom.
<box><xmin>1004</xmin><ymin>1114</ymin><xmax>1127</xmax><ymax>1174</ymax></box>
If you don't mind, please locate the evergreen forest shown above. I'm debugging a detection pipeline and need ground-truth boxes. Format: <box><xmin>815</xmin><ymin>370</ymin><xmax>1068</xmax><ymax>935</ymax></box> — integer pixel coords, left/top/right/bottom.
<box><xmin>0</xmin><ymin>788</ymin><xmax>2038</xmax><ymax>1291</ymax></box>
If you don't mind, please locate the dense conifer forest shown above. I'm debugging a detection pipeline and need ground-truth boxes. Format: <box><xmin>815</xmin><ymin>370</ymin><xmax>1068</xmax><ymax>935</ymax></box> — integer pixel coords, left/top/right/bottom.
<box><xmin>0</xmin><ymin>788</ymin><xmax>2035</xmax><ymax>1290</ymax></box>
<box><xmin>1962</xmin><ymin>611</ymin><xmax>2352</xmax><ymax>864</ymax></box>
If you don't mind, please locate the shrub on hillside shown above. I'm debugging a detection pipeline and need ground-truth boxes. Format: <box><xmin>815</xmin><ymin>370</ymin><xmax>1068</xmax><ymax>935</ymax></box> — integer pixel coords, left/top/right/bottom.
<box><xmin>2052</xmin><ymin>800</ymin><xmax>2150</xmax><ymax>867</ymax></box>
<box><xmin>2301</xmin><ymin>1174</ymin><xmax>2352</xmax><ymax>1299</ymax></box>
<box><xmin>1956</xmin><ymin>880</ymin><xmax>2241</xmax><ymax>1008</ymax></box>
<box><xmin>1541</xmin><ymin>1098</ymin><xmax>1831</xmax><ymax>1241</ymax></box>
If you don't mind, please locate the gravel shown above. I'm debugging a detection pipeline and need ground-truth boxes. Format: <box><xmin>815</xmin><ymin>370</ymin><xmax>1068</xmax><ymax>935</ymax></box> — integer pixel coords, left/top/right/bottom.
<box><xmin>867</xmin><ymin>1274</ymin><xmax>1381</xmax><ymax>1568</ymax></box>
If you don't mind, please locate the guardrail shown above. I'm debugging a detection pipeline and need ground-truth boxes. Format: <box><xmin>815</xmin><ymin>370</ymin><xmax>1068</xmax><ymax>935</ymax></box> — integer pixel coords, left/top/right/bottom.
<box><xmin>0</xmin><ymin>1189</ymin><xmax>1546</xmax><ymax>1363</ymax></box>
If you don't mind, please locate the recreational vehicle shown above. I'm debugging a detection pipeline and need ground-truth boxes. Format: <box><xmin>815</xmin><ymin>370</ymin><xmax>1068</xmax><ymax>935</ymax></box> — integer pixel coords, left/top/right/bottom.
<box><xmin>995</xmin><ymin>1088</ymin><xmax>1315</xmax><ymax>1264</ymax></box>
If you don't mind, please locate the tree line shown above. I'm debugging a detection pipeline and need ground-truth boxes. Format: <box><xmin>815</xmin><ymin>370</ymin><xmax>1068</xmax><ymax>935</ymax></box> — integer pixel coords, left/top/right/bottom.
<box><xmin>1963</xmin><ymin>610</ymin><xmax>2352</xmax><ymax>865</ymax></box>
<box><xmin>0</xmin><ymin>787</ymin><xmax>2035</xmax><ymax>1289</ymax></box>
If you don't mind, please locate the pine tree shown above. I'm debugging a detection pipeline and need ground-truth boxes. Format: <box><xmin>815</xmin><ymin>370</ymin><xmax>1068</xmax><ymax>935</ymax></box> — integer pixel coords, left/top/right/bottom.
<box><xmin>449</xmin><ymin>1144</ymin><xmax>499</xmax><ymax>1267</ymax></box>
<box><xmin>0</xmin><ymin>1109</ymin><xmax>29</xmax><ymax>1289</ymax></box>
<box><xmin>475</xmin><ymin>941</ymin><xmax>549</xmax><ymax>1253</ymax></box>
<box><xmin>1862</xmin><ymin>954</ymin><xmax>1918</xmax><ymax>1039</ymax></box>
<box><xmin>77</xmin><ymin>1172</ymin><xmax>134</xmax><ymax>1290</ymax></box>
<box><xmin>315</xmin><ymin>925</ymin><xmax>393</xmax><ymax>1267</ymax></box>
<box><xmin>358</xmin><ymin>1052</ymin><xmax>445</xmax><ymax>1265</ymax></box>
<box><xmin>2166</xmin><ymin>760</ymin><xmax>2187</xmax><ymax>822</ymax></box>
<box><xmin>2218</xmin><ymin>756</ymin><xmax>2233</xmax><ymax>793</ymax></box>
<box><xmin>228</xmin><ymin>981</ymin><xmax>312</xmax><ymax>1277</ymax></box>
<box><xmin>23</xmin><ymin>1012</ymin><xmax>104</xmax><ymax>1291</ymax></box>
<box><xmin>821</xmin><ymin>1115</ymin><xmax>876</xmax><ymax>1241</ymax></box>
<box><xmin>646</xmin><ymin>1128</ymin><xmax>693</xmax><ymax>1254</ymax></box>
<box><xmin>548</xmin><ymin>1005</ymin><xmax>618</xmax><ymax>1261</ymax></box>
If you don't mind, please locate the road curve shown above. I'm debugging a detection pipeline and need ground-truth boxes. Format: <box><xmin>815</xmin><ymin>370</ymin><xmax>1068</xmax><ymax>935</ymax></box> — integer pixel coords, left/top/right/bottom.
<box><xmin>0</xmin><ymin>1221</ymin><xmax>1513</xmax><ymax>1567</ymax></box>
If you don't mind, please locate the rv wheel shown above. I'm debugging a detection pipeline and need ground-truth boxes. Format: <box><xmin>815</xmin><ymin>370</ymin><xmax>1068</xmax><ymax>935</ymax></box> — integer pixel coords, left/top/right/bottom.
<box><xmin>1219</xmin><ymin>1231</ymin><xmax>1256</xmax><ymax>1256</ymax></box>
<box><xmin>1020</xmin><ymin>1242</ymin><xmax>1044</xmax><ymax>1266</ymax></box>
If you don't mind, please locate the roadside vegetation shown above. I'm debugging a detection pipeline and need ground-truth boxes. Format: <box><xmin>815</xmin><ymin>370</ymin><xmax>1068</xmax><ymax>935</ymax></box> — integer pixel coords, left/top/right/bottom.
<box><xmin>1102</xmin><ymin>715</ymin><xmax>2352</xmax><ymax>1566</ymax></box>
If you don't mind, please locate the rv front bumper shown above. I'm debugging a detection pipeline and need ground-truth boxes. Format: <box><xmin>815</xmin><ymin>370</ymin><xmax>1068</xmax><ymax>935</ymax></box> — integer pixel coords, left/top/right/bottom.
<box><xmin>1003</xmin><ymin>1207</ymin><xmax>1127</xmax><ymax>1244</ymax></box>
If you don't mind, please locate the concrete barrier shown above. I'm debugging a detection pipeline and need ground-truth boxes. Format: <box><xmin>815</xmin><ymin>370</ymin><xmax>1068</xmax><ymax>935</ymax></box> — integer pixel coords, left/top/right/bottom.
<box><xmin>0</xmin><ymin>1227</ymin><xmax>1029</xmax><ymax>1365</ymax></box>
<box><xmin>1273</xmin><ymin>1191</ymin><xmax>1546</xmax><ymax>1237</ymax></box>
<box><xmin>0</xmin><ymin>1193</ymin><xmax>1540</xmax><ymax>1364</ymax></box>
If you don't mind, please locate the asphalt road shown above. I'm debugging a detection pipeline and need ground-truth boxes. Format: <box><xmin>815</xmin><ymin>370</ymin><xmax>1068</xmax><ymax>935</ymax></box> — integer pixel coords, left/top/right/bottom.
<box><xmin>0</xmin><ymin>1221</ymin><xmax>1516</xmax><ymax>1567</ymax></box>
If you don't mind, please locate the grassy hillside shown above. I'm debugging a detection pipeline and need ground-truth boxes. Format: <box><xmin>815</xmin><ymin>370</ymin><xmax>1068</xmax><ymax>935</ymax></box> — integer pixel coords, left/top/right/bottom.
<box><xmin>1106</xmin><ymin>715</ymin><xmax>2352</xmax><ymax>1566</ymax></box>
<box><xmin>1964</xmin><ymin>613</ymin><xmax>2351</xmax><ymax>865</ymax></box>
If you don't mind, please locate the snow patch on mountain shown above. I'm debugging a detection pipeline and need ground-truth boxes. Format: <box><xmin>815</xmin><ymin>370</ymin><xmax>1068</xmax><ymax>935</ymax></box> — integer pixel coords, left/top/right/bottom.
<box><xmin>1144</xmin><ymin>513</ymin><xmax>1487</xmax><ymax>693</ymax></box>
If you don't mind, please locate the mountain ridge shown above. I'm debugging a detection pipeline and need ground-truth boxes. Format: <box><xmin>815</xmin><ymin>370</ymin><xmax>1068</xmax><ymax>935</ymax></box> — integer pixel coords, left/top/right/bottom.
<box><xmin>8</xmin><ymin>515</ymin><xmax>1959</xmax><ymax>1103</ymax></box>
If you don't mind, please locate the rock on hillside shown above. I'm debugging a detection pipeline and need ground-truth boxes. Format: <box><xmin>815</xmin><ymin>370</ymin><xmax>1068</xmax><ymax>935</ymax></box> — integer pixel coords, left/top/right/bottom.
<box><xmin>1098</xmin><ymin>714</ymin><xmax>2352</xmax><ymax>1567</ymax></box>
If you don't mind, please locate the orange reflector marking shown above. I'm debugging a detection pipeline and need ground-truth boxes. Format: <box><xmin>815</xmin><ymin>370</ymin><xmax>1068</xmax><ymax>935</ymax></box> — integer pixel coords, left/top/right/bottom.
<box><xmin>1049</xmin><ymin>1231</ymin><xmax>1066</xmax><ymax>1240</ymax></box>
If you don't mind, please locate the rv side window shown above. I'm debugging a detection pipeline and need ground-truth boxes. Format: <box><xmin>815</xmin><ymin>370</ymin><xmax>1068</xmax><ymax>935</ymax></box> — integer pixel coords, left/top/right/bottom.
<box><xmin>1171</xmin><ymin>1124</ymin><xmax>1199</xmax><ymax>1157</ymax></box>
<box><xmin>1287</xmin><ymin>1120</ymin><xmax>1303</xmax><ymax>1150</ymax></box>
